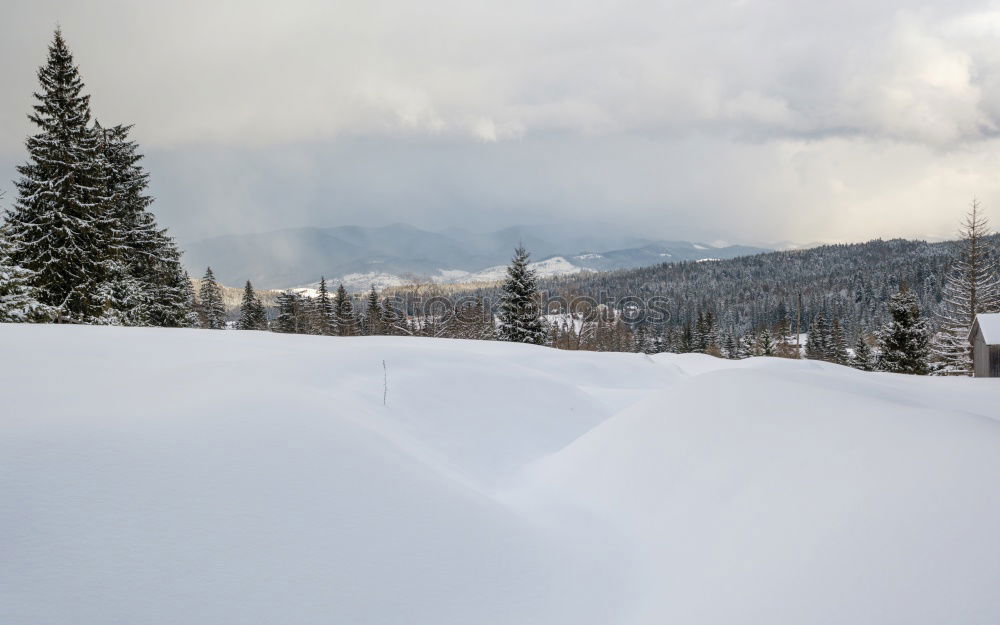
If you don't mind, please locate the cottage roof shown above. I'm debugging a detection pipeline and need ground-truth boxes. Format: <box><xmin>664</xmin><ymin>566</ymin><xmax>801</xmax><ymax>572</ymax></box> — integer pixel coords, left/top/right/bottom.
<box><xmin>970</xmin><ymin>313</ymin><xmax>1000</xmax><ymax>344</ymax></box>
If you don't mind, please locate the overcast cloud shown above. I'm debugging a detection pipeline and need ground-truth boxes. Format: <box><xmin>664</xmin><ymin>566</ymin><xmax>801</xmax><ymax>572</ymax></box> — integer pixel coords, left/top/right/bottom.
<box><xmin>3</xmin><ymin>0</ymin><xmax>1000</xmax><ymax>245</ymax></box>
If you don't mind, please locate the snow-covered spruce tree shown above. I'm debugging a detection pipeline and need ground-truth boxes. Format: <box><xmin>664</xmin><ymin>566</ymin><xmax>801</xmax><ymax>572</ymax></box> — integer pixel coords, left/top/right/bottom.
<box><xmin>237</xmin><ymin>280</ymin><xmax>267</xmax><ymax>330</ymax></box>
<box><xmin>850</xmin><ymin>334</ymin><xmax>877</xmax><ymax>371</ymax></box>
<box><xmin>805</xmin><ymin>312</ymin><xmax>829</xmax><ymax>361</ymax></box>
<box><xmin>877</xmin><ymin>285</ymin><xmax>929</xmax><ymax>375</ymax></box>
<box><xmin>722</xmin><ymin>333</ymin><xmax>738</xmax><ymax>359</ymax></box>
<box><xmin>930</xmin><ymin>200</ymin><xmax>1000</xmax><ymax>375</ymax></box>
<box><xmin>333</xmin><ymin>283</ymin><xmax>359</xmax><ymax>336</ymax></box>
<box><xmin>95</xmin><ymin>123</ymin><xmax>192</xmax><ymax>327</ymax></box>
<box><xmin>5</xmin><ymin>29</ymin><xmax>112</xmax><ymax>321</ymax></box>
<box><xmin>92</xmin><ymin>260</ymin><xmax>149</xmax><ymax>326</ymax></box>
<box><xmin>198</xmin><ymin>267</ymin><xmax>226</xmax><ymax>329</ymax></box>
<box><xmin>828</xmin><ymin>318</ymin><xmax>849</xmax><ymax>365</ymax></box>
<box><xmin>363</xmin><ymin>286</ymin><xmax>383</xmax><ymax>335</ymax></box>
<box><xmin>757</xmin><ymin>327</ymin><xmax>776</xmax><ymax>356</ymax></box>
<box><xmin>736</xmin><ymin>332</ymin><xmax>755</xmax><ymax>358</ymax></box>
<box><xmin>180</xmin><ymin>271</ymin><xmax>200</xmax><ymax>327</ymax></box>
<box><xmin>314</xmin><ymin>277</ymin><xmax>335</xmax><ymax>335</ymax></box>
<box><xmin>382</xmin><ymin>297</ymin><xmax>406</xmax><ymax>336</ymax></box>
<box><xmin>272</xmin><ymin>290</ymin><xmax>301</xmax><ymax>333</ymax></box>
<box><xmin>298</xmin><ymin>291</ymin><xmax>320</xmax><ymax>335</ymax></box>
<box><xmin>0</xmin><ymin>225</ymin><xmax>52</xmax><ymax>322</ymax></box>
<box><xmin>676</xmin><ymin>322</ymin><xmax>694</xmax><ymax>353</ymax></box>
<box><xmin>498</xmin><ymin>245</ymin><xmax>545</xmax><ymax>344</ymax></box>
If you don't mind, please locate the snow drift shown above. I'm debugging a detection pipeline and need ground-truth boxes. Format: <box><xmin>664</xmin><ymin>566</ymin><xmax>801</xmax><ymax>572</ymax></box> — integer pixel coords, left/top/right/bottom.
<box><xmin>2</xmin><ymin>325</ymin><xmax>999</xmax><ymax>625</ymax></box>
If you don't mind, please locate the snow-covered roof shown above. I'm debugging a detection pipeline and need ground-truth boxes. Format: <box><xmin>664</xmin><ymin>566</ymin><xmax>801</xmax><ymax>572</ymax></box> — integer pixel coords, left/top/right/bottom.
<box><xmin>970</xmin><ymin>313</ymin><xmax>1000</xmax><ymax>344</ymax></box>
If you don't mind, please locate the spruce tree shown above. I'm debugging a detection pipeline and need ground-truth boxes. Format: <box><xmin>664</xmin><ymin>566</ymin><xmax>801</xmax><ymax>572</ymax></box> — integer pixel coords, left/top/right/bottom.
<box><xmin>95</xmin><ymin>123</ymin><xmax>191</xmax><ymax>327</ymax></box>
<box><xmin>498</xmin><ymin>245</ymin><xmax>545</xmax><ymax>344</ymax></box>
<box><xmin>0</xmin><ymin>226</ymin><xmax>51</xmax><ymax>322</ymax></box>
<box><xmin>828</xmin><ymin>319</ymin><xmax>849</xmax><ymax>365</ymax></box>
<box><xmin>333</xmin><ymin>283</ymin><xmax>359</xmax><ymax>336</ymax></box>
<box><xmin>314</xmin><ymin>277</ymin><xmax>335</xmax><ymax>335</ymax></box>
<box><xmin>931</xmin><ymin>200</ymin><xmax>1000</xmax><ymax>375</ymax></box>
<box><xmin>5</xmin><ymin>30</ymin><xmax>112</xmax><ymax>320</ymax></box>
<box><xmin>849</xmin><ymin>335</ymin><xmax>877</xmax><ymax>371</ymax></box>
<box><xmin>722</xmin><ymin>333</ymin><xmax>738</xmax><ymax>359</ymax></box>
<box><xmin>199</xmin><ymin>267</ymin><xmax>226</xmax><ymax>329</ymax></box>
<box><xmin>272</xmin><ymin>290</ymin><xmax>299</xmax><ymax>333</ymax></box>
<box><xmin>878</xmin><ymin>285</ymin><xmax>929</xmax><ymax>375</ymax></box>
<box><xmin>237</xmin><ymin>280</ymin><xmax>267</xmax><ymax>330</ymax></box>
<box><xmin>363</xmin><ymin>286</ymin><xmax>384</xmax><ymax>335</ymax></box>
<box><xmin>180</xmin><ymin>272</ymin><xmax>200</xmax><ymax>327</ymax></box>
<box><xmin>678</xmin><ymin>322</ymin><xmax>695</xmax><ymax>353</ymax></box>
<box><xmin>382</xmin><ymin>297</ymin><xmax>404</xmax><ymax>335</ymax></box>
<box><xmin>692</xmin><ymin>311</ymin><xmax>707</xmax><ymax>353</ymax></box>
<box><xmin>92</xmin><ymin>261</ymin><xmax>149</xmax><ymax>326</ymax></box>
<box><xmin>805</xmin><ymin>312</ymin><xmax>829</xmax><ymax>360</ymax></box>
<box><xmin>758</xmin><ymin>327</ymin><xmax>776</xmax><ymax>356</ymax></box>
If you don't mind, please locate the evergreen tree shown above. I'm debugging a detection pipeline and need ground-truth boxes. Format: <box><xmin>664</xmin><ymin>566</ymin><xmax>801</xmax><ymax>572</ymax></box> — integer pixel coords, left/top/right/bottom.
<box><xmin>92</xmin><ymin>261</ymin><xmax>148</xmax><ymax>326</ymax></box>
<box><xmin>877</xmin><ymin>285</ymin><xmax>929</xmax><ymax>375</ymax></box>
<box><xmin>95</xmin><ymin>123</ymin><xmax>191</xmax><ymax>327</ymax></box>
<box><xmin>758</xmin><ymin>327</ymin><xmax>776</xmax><ymax>356</ymax></box>
<box><xmin>849</xmin><ymin>335</ymin><xmax>877</xmax><ymax>371</ymax></box>
<box><xmin>180</xmin><ymin>272</ymin><xmax>199</xmax><ymax>327</ymax></box>
<box><xmin>498</xmin><ymin>245</ymin><xmax>545</xmax><ymax>344</ymax></box>
<box><xmin>677</xmin><ymin>322</ymin><xmax>694</xmax><ymax>353</ymax></box>
<box><xmin>198</xmin><ymin>267</ymin><xmax>226</xmax><ymax>329</ymax></box>
<box><xmin>5</xmin><ymin>30</ymin><xmax>112</xmax><ymax>320</ymax></box>
<box><xmin>931</xmin><ymin>200</ymin><xmax>1000</xmax><ymax>375</ymax></box>
<box><xmin>722</xmin><ymin>333</ymin><xmax>738</xmax><ymax>359</ymax></box>
<box><xmin>314</xmin><ymin>277</ymin><xmax>335</xmax><ymax>335</ymax></box>
<box><xmin>0</xmin><ymin>225</ymin><xmax>51</xmax><ymax>322</ymax></box>
<box><xmin>333</xmin><ymin>283</ymin><xmax>359</xmax><ymax>336</ymax></box>
<box><xmin>692</xmin><ymin>311</ymin><xmax>707</xmax><ymax>353</ymax></box>
<box><xmin>363</xmin><ymin>286</ymin><xmax>384</xmax><ymax>335</ymax></box>
<box><xmin>151</xmin><ymin>262</ymin><xmax>199</xmax><ymax>327</ymax></box>
<box><xmin>382</xmin><ymin>297</ymin><xmax>405</xmax><ymax>335</ymax></box>
<box><xmin>237</xmin><ymin>280</ymin><xmax>267</xmax><ymax>330</ymax></box>
<box><xmin>298</xmin><ymin>291</ymin><xmax>321</xmax><ymax>334</ymax></box>
<box><xmin>828</xmin><ymin>319</ymin><xmax>849</xmax><ymax>365</ymax></box>
<box><xmin>272</xmin><ymin>290</ymin><xmax>301</xmax><ymax>333</ymax></box>
<box><xmin>805</xmin><ymin>312</ymin><xmax>829</xmax><ymax>361</ymax></box>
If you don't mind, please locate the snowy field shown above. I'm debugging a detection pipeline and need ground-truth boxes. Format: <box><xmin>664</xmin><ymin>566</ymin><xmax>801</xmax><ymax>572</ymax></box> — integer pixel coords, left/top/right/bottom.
<box><xmin>2</xmin><ymin>324</ymin><xmax>999</xmax><ymax>625</ymax></box>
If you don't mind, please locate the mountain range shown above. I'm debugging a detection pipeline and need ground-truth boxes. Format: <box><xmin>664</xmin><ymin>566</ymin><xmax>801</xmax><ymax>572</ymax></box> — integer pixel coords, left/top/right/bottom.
<box><xmin>182</xmin><ymin>223</ymin><xmax>770</xmax><ymax>290</ymax></box>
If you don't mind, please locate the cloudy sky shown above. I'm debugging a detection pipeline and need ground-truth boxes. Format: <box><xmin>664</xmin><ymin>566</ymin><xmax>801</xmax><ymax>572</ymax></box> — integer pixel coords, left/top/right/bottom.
<box><xmin>3</xmin><ymin>0</ymin><xmax>1000</xmax><ymax>246</ymax></box>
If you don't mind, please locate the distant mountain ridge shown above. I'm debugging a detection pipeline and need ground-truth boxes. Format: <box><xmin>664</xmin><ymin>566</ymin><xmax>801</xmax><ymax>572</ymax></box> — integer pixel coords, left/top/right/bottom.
<box><xmin>182</xmin><ymin>223</ymin><xmax>770</xmax><ymax>290</ymax></box>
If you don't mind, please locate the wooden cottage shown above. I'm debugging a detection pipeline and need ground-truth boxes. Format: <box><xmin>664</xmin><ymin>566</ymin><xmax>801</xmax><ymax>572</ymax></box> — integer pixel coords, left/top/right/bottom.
<box><xmin>968</xmin><ymin>313</ymin><xmax>1000</xmax><ymax>378</ymax></box>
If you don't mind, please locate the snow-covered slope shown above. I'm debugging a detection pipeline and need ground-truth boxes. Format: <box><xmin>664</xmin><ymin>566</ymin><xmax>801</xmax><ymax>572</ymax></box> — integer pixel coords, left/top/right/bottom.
<box><xmin>2</xmin><ymin>325</ymin><xmax>999</xmax><ymax>625</ymax></box>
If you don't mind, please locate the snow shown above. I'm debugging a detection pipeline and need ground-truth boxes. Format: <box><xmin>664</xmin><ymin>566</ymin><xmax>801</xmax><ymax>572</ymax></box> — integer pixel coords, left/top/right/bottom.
<box><xmin>297</xmin><ymin>272</ymin><xmax>411</xmax><ymax>294</ymax></box>
<box><xmin>295</xmin><ymin>259</ymin><xmax>590</xmax><ymax>293</ymax></box>
<box><xmin>974</xmin><ymin>312</ymin><xmax>1000</xmax><ymax>343</ymax></box>
<box><xmin>2</xmin><ymin>324</ymin><xmax>1000</xmax><ymax>625</ymax></box>
<box><xmin>466</xmin><ymin>256</ymin><xmax>590</xmax><ymax>282</ymax></box>
<box><xmin>434</xmin><ymin>268</ymin><xmax>473</xmax><ymax>281</ymax></box>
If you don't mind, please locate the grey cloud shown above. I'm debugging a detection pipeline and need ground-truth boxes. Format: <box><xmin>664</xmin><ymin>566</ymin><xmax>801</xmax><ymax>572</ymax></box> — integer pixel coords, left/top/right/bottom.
<box><xmin>2</xmin><ymin>0</ymin><xmax>1000</xmax><ymax>244</ymax></box>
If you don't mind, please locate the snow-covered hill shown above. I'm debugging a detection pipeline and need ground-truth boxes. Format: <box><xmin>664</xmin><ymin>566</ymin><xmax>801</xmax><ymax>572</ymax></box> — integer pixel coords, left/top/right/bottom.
<box><xmin>3</xmin><ymin>325</ymin><xmax>999</xmax><ymax>625</ymax></box>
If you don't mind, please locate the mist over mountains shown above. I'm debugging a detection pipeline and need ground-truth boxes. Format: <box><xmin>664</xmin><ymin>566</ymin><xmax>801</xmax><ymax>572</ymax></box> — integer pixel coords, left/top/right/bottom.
<box><xmin>182</xmin><ymin>223</ymin><xmax>770</xmax><ymax>290</ymax></box>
